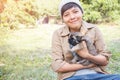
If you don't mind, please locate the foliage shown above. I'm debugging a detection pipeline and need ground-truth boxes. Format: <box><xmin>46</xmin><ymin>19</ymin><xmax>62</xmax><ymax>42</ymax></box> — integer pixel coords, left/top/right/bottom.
<box><xmin>0</xmin><ymin>0</ymin><xmax>120</xmax><ymax>29</ymax></box>
<box><xmin>36</xmin><ymin>0</ymin><xmax>60</xmax><ymax>17</ymax></box>
<box><xmin>83</xmin><ymin>8</ymin><xmax>102</xmax><ymax>23</ymax></box>
<box><xmin>82</xmin><ymin>0</ymin><xmax>120</xmax><ymax>23</ymax></box>
<box><xmin>0</xmin><ymin>0</ymin><xmax>39</xmax><ymax>29</ymax></box>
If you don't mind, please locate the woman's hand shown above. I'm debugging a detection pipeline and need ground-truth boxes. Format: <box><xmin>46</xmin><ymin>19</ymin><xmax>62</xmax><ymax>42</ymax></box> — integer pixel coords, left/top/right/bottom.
<box><xmin>84</xmin><ymin>63</ymin><xmax>96</xmax><ymax>68</ymax></box>
<box><xmin>76</xmin><ymin>41</ymin><xmax>108</xmax><ymax>66</ymax></box>
<box><xmin>76</xmin><ymin>41</ymin><xmax>90</xmax><ymax>59</ymax></box>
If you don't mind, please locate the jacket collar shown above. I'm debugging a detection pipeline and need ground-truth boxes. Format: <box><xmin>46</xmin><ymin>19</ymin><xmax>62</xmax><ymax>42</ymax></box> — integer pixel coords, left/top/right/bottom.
<box><xmin>61</xmin><ymin>21</ymin><xmax>95</xmax><ymax>36</ymax></box>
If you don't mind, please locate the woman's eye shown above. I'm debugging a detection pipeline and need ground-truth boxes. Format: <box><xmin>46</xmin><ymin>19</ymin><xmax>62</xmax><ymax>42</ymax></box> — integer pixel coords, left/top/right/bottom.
<box><xmin>63</xmin><ymin>14</ymin><xmax>69</xmax><ymax>17</ymax></box>
<box><xmin>74</xmin><ymin>10</ymin><xmax>78</xmax><ymax>13</ymax></box>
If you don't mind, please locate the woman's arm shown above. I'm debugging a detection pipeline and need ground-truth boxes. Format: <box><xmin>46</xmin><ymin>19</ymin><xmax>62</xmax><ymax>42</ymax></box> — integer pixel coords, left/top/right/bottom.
<box><xmin>76</xmin><ymin>27</ymin><xmax>111</xmax><ymax>66</ymax></box>
<box><xmin>76</xmin><ymin>47</ymin><xmax>108</xmax><ymax>66</ymax></box>
<box><xmin>57</xmin><ymin>62</ymin><xmax>95</xmax><ymax>73</ymax></box>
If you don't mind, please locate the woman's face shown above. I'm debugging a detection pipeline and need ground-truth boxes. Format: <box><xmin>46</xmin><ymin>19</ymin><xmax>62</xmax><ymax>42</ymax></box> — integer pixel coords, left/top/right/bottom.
<box><xmin>62</xmin><ymin>7</ymin><xmax>83</xmax><ymax>32</ymax></box>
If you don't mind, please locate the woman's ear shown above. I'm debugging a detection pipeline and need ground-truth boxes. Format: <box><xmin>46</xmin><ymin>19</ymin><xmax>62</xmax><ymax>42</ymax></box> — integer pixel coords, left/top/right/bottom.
<box><xmin>62</xmin><ymin>19</ymin><xmax>64</xmax><ymax>23</ymax></box>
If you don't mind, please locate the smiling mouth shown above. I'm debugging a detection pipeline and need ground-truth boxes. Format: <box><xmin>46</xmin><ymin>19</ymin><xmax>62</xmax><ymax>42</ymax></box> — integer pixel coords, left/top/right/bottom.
<box><xmin>70</xmin><ymin>20</ymin><xmax>78</xmax><ymax>23</ymax></box>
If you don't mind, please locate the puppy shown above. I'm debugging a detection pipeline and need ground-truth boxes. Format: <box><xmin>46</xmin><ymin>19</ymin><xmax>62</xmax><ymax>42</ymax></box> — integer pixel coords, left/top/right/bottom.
<box><xmin>68</xmin><ymin>32</ymin><xmax>97</xmax><ymax>66</ymax></box>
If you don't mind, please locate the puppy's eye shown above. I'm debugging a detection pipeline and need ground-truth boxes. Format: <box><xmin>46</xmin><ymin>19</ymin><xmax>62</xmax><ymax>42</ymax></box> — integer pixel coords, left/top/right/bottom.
<box><xmin>76</xmin><ymin>36</ymin><xmax>82</xmax><ymax>42</ymax></box>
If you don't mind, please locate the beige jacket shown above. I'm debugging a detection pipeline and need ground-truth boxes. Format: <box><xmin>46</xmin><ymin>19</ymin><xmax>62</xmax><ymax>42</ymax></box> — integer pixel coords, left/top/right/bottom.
<box><xmin>51</xmin><ymin>21</ymin><xmax>111</xmax><ymax>80</ymax></box>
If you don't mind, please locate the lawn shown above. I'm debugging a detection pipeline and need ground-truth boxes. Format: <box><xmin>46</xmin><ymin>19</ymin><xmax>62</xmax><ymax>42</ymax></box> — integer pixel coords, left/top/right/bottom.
<box><xmin>0</xmin><ymin>24</ymin><xmax>120</xmax><ymax>80</ymax></box>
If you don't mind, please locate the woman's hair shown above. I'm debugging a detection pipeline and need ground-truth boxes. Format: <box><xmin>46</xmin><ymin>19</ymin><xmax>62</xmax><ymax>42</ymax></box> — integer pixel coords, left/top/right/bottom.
<box><xmin>61</xmin><ymin>2</ymin><xmax>83</xmax><ymax>17</ymax></box>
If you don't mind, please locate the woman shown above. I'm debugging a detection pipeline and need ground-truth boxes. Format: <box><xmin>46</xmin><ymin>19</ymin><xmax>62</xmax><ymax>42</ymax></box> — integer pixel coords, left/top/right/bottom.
<box><xmin>51</xmin><ymin>0</ymin><xmax>120</xmax><ymax>80</ymax></box>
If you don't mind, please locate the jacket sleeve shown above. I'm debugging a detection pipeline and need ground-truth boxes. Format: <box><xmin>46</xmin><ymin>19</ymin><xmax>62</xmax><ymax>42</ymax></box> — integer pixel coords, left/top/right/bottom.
<box><xmin>51</xmin><ymin>30</ymin><xmax>67</xmax><ymax>72</ymax></box>
<box><xmin>94</xmin><ymin>27</ymin><xmax>111</xmax><ymax>60</ymax></box>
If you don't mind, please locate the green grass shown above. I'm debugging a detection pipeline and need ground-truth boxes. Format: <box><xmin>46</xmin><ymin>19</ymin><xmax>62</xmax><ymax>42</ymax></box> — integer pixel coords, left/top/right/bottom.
<box><xmin>0</xmin><ymin>24</ymin><xmax>120</xmax><ymax>80</ymax></box>
<box><xmin>97</xmin><ymin>24</ymin><xmax>120</xmax><ymax>73</ymax></box>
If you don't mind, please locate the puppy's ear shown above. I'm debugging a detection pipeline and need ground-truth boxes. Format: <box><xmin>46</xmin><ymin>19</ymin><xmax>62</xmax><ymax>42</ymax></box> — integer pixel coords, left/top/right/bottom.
<box><xmin>68</xmin><ymin>34</ymin><xmax>78</xmax><ymax>46</ymax></box>
<box><xmin>76</xmin><ymin>36</ymin><xmax>82</xmax><ymax>42</ymax></box>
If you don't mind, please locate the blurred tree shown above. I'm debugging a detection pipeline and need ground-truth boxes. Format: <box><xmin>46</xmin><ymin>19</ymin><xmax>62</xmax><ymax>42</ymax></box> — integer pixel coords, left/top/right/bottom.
<box><xmin>82</xmin><ymin>0</ymin><xmax>120</xmax><ymax>23</ymax></box>
<box><xmin>0</xmin><ymin>0</ymin><xmax>6</xmax><ymax>13</ymax></box>
<box><xmin>0</xmin><ymin>0</ymin><xmax>120</xmax><ymax>29</ymax></box>
<box><xmin>0</xmin><ymin>0</ymin><xmax>39</xmax><ymax>29</ymax></box>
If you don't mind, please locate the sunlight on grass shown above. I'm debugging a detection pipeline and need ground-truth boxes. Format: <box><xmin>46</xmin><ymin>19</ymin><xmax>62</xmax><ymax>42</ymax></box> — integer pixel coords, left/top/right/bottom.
<box><xmin>98</xmin><ymin>24</ymin><xmax>120</xmax><ymax>42</ymax></box>
<box><xmin>0</xmin><ymin>24</ymin><xmax>61</xmax><ymax>80</ymax></box>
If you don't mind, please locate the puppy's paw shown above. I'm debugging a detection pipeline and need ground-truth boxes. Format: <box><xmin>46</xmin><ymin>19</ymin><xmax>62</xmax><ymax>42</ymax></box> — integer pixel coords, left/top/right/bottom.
<box><xmin>71</xmin><ymin>43</ymin><xmax>84</xmax><ymax>52</ymax></box>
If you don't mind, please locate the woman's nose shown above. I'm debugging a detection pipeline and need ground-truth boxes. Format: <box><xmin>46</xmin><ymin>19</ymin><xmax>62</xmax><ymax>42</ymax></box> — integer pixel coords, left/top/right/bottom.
<box><xmin>70</xmin><ymin>14</ymin><xmax>75</xmax><ymax>19</ymax></box>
